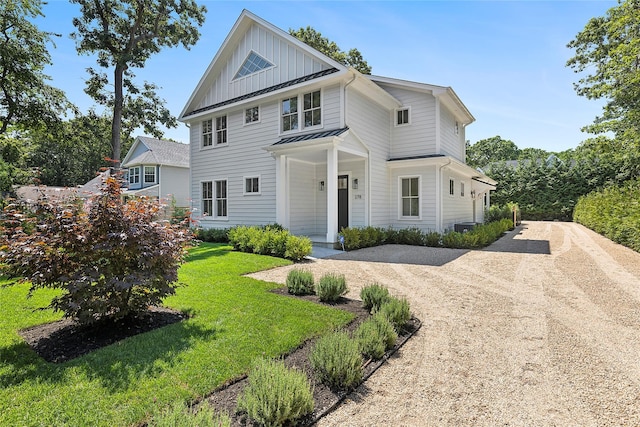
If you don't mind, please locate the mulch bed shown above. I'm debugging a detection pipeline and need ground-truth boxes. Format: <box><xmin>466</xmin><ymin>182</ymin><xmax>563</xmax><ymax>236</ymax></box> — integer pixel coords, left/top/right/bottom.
<box><xmin>19</xmin><ymin>306</ymin><xmax>188</xmax><ymax>363</ymax></box>
<box><xmin>206</xmin><ymin>288</ymin><xmax>421</xmax><ymax>426</ymax></box>
<box><xmin>18</xmin><ymin>289</ymin><xmax>420</xmax><ymax>425</ymax></box>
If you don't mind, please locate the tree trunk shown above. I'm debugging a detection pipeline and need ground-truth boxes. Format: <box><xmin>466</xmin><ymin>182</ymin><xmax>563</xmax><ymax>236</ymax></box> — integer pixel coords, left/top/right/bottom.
<box><xmin>112</xmin><ymin>63</ymin><xmax>124</xmax><ymax>168</ymax></box>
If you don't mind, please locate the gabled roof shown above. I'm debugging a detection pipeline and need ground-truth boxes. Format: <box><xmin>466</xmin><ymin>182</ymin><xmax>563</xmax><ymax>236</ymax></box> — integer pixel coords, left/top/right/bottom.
<box><xmin>121</xmin><ymin>136</ymin><xmax>189</xmax><ymax>168</ymax></box>
<box><xmin>179</xmin><ymin>9</ymin><xmax>348</xmax><ymax>120</ymax></box>
<box><xmin>369</xmin><ymin>75</ymin><xmax>475</xmax><ymax>125</ymax></box>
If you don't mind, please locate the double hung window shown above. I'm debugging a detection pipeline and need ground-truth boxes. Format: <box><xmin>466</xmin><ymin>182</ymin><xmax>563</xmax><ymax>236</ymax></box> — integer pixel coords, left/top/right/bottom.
<box><xmin>401</xmin><ymin>177</ymin><xmax>419</xmax><ymax>217</ymax></box>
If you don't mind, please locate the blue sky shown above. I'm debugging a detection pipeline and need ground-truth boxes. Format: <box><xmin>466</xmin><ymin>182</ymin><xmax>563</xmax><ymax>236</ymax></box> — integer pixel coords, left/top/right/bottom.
<box><xmin>37</xmin><ymin>0</ymin><xmax>616</xmax><ymax>152</ymax></box>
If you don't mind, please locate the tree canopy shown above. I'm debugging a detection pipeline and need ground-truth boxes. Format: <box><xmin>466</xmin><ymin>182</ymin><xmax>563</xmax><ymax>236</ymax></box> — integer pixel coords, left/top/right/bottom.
<box><xmin>0</xmin><ymin>0</ymin><xmax>70</xmax><ymax>134</ymax></box>
<box><xmin>290</xmin><ymin>26</ymin><xmax>372</xmax><ymax>74</ymax></box>
<box><xmin>71</xmin><ymin>0</ymin><xmax>206</xmax><ymax>166</ymax></box>
<box><xmin>465</xmin><ymin>136</ymin><xmax>520</xmax><ymax>169</ymax></box>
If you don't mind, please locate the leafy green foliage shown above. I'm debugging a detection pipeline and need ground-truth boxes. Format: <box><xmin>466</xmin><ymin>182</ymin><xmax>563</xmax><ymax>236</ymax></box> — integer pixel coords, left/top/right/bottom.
<box><xmin>289</xmin><ymin>26</ymin><xmax>372</xmax><ymax>74</ymax></box>
<box><xmin>360</xmin><ymin>283</ymin><xmax>390</xmax><ymax>313</ymax></box>
<box><xmin>315</xmin><ymin>273</ymin><xmax>347</xmax><ymax>302</ymax></box>
<box><xmin>354</xmin><ymin>318</ymin><xmax>386</xmax><ymax>360</ymax></box>
<box><xmin>466</xmin><ymin>136</ymin><xmax>520</xmax><ymax>169</ymax></box>
<box><xmin>194</xmin><ymin>227</ymin><xmax>230</xmax><ymax>243</ymax></box>
<box><xmin>372</xmin><ymin>311</ymin><xmax>398</xmax><ymax>350</ymax></box>
<box><xmin>377</xmin><ymin>297</ymin><xmax>411</xmax><ymax>333</ymax></box>
<box><xmin>148</xmin><ymin>401</ymin><xmax>231</xmax><ymax>427</ymax></box>
<box><xmin>310</xmin><ymin>331</ymin><xmax>363</xmax><ymax>390</ymax></box>
<box><xmin>0</xmin><ymin>133</ymin><xmax>32</xmax><ymax>192</ymax></box>
<box><xmin>0</xmin><ymin>0</ymin><xmax>70</xmax><ymax>135</ymax></box>
<box><xmin>227</xmin><ymin>225</ymin><xmax>312</xmax><ymax>261</ymax></box>
<box><xmin>574</xmin><ymin>177</ymin><xmax>640</xmax><ymax>252</ymax></box>
<box><xmin>71</xmin><ymin>0</ymin><xmax>206</xmax><ymax>163</ymax></box>
<box><xmin>0</xmin><ymin>243</ymin><xmax>353</xmax><ymax>426</ymax></box>
<box><xmin>286</xmin><ymin>268</ymin><xmax>315</xmax><ymax>295</ymax></box>
<box><xmin>236</xmin><ymin>358</ymin><xmax>314</xmax><ymax>427</ymax></box>
<box><xmin>1</xmin><ymin>176</ymin><xmax>193</xmax><ymax>324</ymax></box>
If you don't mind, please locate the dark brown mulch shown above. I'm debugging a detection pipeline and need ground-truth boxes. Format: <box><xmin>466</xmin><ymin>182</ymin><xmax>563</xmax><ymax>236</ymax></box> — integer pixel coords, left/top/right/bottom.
<box><xmin>205</xmin><ymin>288</ymin><xmax>421</xmax><ymax>426</ymax></box>
<box><xmin>19</xmin><ymin>306</ymin><xmax>187</xmax><ymax>363</ymax></box>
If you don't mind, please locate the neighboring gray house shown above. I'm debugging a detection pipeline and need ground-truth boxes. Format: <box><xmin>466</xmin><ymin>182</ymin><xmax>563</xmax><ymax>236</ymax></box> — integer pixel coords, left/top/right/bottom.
<box><xmin>179</xmin><ymin>10</ymin><xmax>496</xmax><ymax>243</ymax></box>
<box><xmin>121</xmin><ymin>136</ymin><xmax>190</xmax><ymax>208</ymax></box>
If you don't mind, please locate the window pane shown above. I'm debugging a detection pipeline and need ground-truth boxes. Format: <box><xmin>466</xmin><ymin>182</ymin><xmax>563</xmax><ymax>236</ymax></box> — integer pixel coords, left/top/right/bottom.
<box><xmin>313</xmin><ymin>91</ymin><xmax>320</xmax><ymax>108</ymax></box>
<box><xmin>402</xmin><ymin>198</ymin><xmax>410</xmax><ymax>216</ymax></box>
<box><xmin>304</xmin><ymin>93</ymin><xmax>311</xmax><ymax>110</ymax></box>
<box><xmin>411</xmin><ymin>198</ymin><xmax>419</xmax><ymax>216</ymax></box>
<box><xmin>312</xmin><ymin>109</ymin><xmax>321</xmax><ymax>126</ymax></box>
<box><xmin>402</xmin><ymin>178</ymin><xmax>409</xmax><ymax>196</ymax></box>
<box><xmin>410</xmin><ymin>178</ymin><xmax>419</xmax><ymax>196</ymax></box>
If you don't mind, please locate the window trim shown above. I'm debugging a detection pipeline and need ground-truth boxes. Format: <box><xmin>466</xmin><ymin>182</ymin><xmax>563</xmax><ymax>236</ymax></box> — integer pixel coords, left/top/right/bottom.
<box><xmin>449</xmin><ymin>178</ymin><xmax>455</xmax><ymax>197</ymax></box>
<box><xmin>280</xmin><ymin>89</ymin><xmax>323</xmax><ymax>134</ymax></box>
<box><xmin>144</xmin><ymin>166</ymin><xmax>156</xmax><ymax>184</ymax></box>
<box><xmin>214</xmin><ymin>179</ymin><xmax>228</xmax><ymax>219</ymax></box>
<box><xmin>244</xmin><ymin>105</ymin><xmax>260</xmax><ymax>125</ymax></box>
<box><xmin>201</xmin><ymin>119</ymin><xmax>213</xmax><ymax>148</ymax></box>
<box><xmin>128</xmin><ymin>166</ymin><xmax>140</xmax><ymax>184</ymax></box>
<box><xmin>243</xmin><ymin>175</ymin><xmax>261</xmax><ymax>196</ymax></box>
<box><xmin>395</xmin><ymin>107</ymin><xmax>411</xmax><ymax>127</ymax></box>
<box><xmin>398</xmin><ymin>175</ymin><xmax>421</xmax><ymax>220</ymax></box>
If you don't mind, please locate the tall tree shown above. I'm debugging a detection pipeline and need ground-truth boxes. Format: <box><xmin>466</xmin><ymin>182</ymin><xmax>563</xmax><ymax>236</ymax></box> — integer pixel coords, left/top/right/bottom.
<box><xmin>290</xmin><ymin>26</ymin><xmax>372</xmax><ymax>74</ymax></box>
<box><xmin>71</xmin><ymin>0</ymin><xmax>206</xmax><ymax>166</ymax></box>
<box><xmin>0</xmin><ymin>0</ymin><xmax>69</xmax><ymax>134</ymax></box>
<box><xmin>567</xmin><ymin>0</ymin><xmax>640</xmax><ymax>141</ymax></box>
<box><xmin>466</xmin><ymin>136</ymin><xmax>520</xmax><ymax>168</ymax></box>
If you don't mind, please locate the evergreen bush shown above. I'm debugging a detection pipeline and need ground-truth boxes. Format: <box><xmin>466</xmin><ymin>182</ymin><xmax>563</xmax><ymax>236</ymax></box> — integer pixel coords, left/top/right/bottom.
<box><xmin>286</xmin><ymin>269</ymin><xmax>315</xmax><ymax>295</ymax></box>
<box><xmin>227</xmin><ymin>225</ymin><xmax>312</xmax><ymax>260</ymax></box>
<box><xmin>149</xmin><ymin>401</ymin><xmax>231</xmax><ymax>427</ymax></box>
<box><xmin>360</xmin><ymin>283</ymin><xmax>390</xmax><ymax>313</ymax></box>
<box><xmin>315</xmin><ymin>273</ymin><xmax>348</xmax><ymax>302</ymax></box>
<box><xmin>354</xmin><ymin>318</ymin><xmax>386</xmax><ymax>360</ymax></box>
<box><xmin>236</xmin><ymin>358</ymin><xmax>314</xmax><ymax>427</ymax></box>
<box><xmin>310</xmin><ymin>331</ymin><xmax>363</xmax><ymax>390</ymax></box>
<box><xmin>378</xmin><ymin>296</ymin><xmax>411</xmax><ymax>333</ymax></box>
<box><xmin>372</xmin><ymin>311</ymin><xmax>398</xmax><ymax>350</ymax></box>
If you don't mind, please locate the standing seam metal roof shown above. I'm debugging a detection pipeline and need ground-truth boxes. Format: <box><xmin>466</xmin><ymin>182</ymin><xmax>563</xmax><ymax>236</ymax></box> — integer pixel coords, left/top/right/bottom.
<box><xmin>272</xmin><ymin>127</ymin><xmax>349</xmax><ymax>146</ymax></box>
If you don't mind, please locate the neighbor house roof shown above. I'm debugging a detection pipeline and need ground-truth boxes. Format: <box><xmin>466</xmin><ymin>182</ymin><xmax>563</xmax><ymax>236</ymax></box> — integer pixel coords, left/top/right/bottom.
<box><xmin>121</xmin><ymin>137</ymin><xmax>189</xmax><ymax>168</ymax></box>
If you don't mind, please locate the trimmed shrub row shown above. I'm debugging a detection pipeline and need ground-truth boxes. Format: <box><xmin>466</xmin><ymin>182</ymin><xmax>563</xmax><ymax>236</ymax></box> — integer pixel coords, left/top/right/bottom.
<box><xmin>339</xmin><ymin>219</ymin><xmax>514</xmax><ymax>251</ymax></box>
<box><xmin>228</xmin><ymin>225</ymin><xmax>312</xmax><ymax>261</ymax></box>
<box><xmin>573</xmin><ymin>178</ymin><xmax>640</xmax><ymax>252</ymax></box>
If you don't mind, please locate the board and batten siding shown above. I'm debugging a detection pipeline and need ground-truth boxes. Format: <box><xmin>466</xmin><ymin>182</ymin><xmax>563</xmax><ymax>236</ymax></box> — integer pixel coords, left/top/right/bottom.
<box><xmin>389</xmin><ymin>165</ymin><xmax>438</xmax><ymax>231</ymax></box>
<box><xmin>442</xmin><ymin>170</ymin><xmax>475</xmax><ymax>230</ymax></box>
<box><xmin>440</xmin><ymin>107</ymin><xmax>465</xmax><ymax>162</ymax></box>
<box><xmin>196</xmin><ymin>23</ymin><xmax>332</xmax><ymax>110</ymax></box>
<box><xmin>346</xmin><ymin>88</ymin><xmax>391</xmax><ymax>228</ymax></box>
<box><xmin>378</xmin><ymin>85</ymin><xmax>438</xmax><ymax>158</ymax></box>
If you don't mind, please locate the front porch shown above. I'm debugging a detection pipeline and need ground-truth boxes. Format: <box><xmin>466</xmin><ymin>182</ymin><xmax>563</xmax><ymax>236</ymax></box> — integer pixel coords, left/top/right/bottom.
<box><xmin>264</xmin><ymin>128</ymin><xmax>370</xmax><ymax>243</ymax></box>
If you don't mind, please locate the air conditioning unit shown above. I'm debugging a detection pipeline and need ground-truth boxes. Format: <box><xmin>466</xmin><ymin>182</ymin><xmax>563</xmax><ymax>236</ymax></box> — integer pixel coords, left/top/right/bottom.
<box><xmin>454</xmin><ymin>222</ymin><xmax>477</xmax><ymax>233</ymax></box>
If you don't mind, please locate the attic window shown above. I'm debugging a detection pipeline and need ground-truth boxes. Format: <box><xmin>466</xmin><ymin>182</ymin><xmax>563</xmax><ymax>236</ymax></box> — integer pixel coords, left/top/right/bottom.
<box><xmin>234</xmin><ymin>52</ymin><xmax>274</xmax><ymax>79</ymax></box>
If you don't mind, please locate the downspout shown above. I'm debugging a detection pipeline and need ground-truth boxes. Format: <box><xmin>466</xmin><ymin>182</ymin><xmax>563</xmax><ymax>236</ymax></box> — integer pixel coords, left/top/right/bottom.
<box><xmin>437</xmin><ymin>159</ymin><xmax>451</xmax><ymax>233</ymax></box>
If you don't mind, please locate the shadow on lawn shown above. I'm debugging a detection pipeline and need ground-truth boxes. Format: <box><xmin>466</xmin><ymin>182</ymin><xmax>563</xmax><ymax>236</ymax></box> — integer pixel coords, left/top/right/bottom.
<box><xmin>185</xmin><ymin>244</ymin><xmax>232</xmax><ymax>263</ymax></box>
<box><xmin>0</xmin><ymin>320</ymin><xmax>219</xmax><ymax>393</ymax></box>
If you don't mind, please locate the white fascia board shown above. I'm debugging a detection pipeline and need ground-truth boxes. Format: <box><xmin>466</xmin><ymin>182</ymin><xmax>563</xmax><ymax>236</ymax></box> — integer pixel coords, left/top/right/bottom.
<box><xmin>182</xmin><ymin>69</ymin><xmax>348</xmax><ymax>123</ymax></box>
<box><xmin>349</xmin><ymin>70</ymin><xmax>402</xmax><ymax>110</ymax></box>
<box><xmin>387</xmin><ymin>155</ymin><xmax>496</xmax><ymax>186</ymax></box>
<box><xmin>121</xmin><ymin>136</ymin><xmax>144</xmax><ymax>166</ymax></box>
<box><xmin>370</xmin><ymin>75</ymin><xmax>474</xmax><ymax>125</ymax></box>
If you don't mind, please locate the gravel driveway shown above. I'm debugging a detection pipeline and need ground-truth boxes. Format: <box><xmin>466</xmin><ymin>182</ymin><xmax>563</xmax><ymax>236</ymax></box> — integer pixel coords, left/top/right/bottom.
<box><xmin>248</xmin><ymin>221</ymin><xmax>640</xmax><ymax>426</ymax></box>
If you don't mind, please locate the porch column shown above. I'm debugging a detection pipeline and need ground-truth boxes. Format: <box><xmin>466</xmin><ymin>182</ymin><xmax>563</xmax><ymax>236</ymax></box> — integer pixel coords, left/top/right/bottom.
<box><xmin>275</xmin><ymin>154</ymin><xmax>288</xmax><ymax>228</ymax></box>
<box><xmin>326</xmin><ymin>146</ymin><xmax>338</xmax><ymax>242</ymax></box>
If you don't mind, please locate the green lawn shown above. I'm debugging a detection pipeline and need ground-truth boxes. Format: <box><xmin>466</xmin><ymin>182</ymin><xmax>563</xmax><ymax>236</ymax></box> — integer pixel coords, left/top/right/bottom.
<box><xmin>0</xmin><ymin>243</ymin><xmax>354</xmax><ymax>426</ymax></box>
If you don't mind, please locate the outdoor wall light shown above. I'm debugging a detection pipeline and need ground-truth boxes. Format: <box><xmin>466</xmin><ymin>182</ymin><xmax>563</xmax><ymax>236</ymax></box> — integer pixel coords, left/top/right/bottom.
<box><xmin>319</xmin><ymin>180</ymin><xmax>325</xmax><ymax>191</ymax></box>
<box><xmin>470</xmin><ymin>190</ymin><xmax>476</xmax><ymax>198</ymax></box>
<box><xmin>352</xmin><ymin>178</ymin><xmax>358</xmax><ymax>189</ymax></box>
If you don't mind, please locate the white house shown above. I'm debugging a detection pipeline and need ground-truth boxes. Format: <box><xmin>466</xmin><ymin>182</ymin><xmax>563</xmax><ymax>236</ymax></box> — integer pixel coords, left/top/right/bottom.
<box><xmin>179</xmin><ymin>10</ymin><xmax>496</xmax><ymax>243</ymax></box>
<box><xmin>121</xmin><ymin>136</ymin><xmax>190</xmax><ymax>208</ymax></box>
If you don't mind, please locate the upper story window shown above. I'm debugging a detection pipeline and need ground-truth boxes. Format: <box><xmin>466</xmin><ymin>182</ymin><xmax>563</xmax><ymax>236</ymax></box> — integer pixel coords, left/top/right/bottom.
<box><xmin>129</xmin><ymin>167</ymin><xmax>140</xmax><ymax>184</ymax></box>
<box><xmin>281</xmin><ymin>90</ymin><xmax>322</xmax><ymax>133</ymax></box>
<box><xmin>215</xmin><ymin>115</ymin><xmax>227</xmax><ymax>145</ymax></box>
<box><xmin>234</xmin><ymin>52</ymin><xmax>274</xmax><ymax>79</ymax></box>
<box><xmin>202</xmin><ymin>119</ymin><xmax>213</xmax><ymax>147</ymax></box>
<box><xmin>144</xmin><ymin>166</ymin><xmax>156</xmax><ymax>184</ymax></box>
<box><xmin>396</xmin><ymin>108</ymin><xmax>410</xmax><ymax>126</ymax></box>
<box><xmin>460</xmin><ymin>182</ymin><xmax>465</xmax><ymax>197</ymax></box>
<box><xmin>455</xmin><ymin>121</ymin><xmax>460</xmax><ymax>135</ymax></box>
<box><xmin>400</xmin><ymin>177</ymin><xmax>419</xmax><ymax>218</ymax></box>
<box><xmin>282</xmin><ymin>96</ymin><xmax>298</xmax><ymax>131</ymax></box>
<box><xmin>449</xmin><ymin>178</ymin><xmax>455</xmax><ymax>196</ymax></box>
<box><xmin>245</xmin><ymin>106</ymin><xmax>259</xmax><ymax>124</ymax></box>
